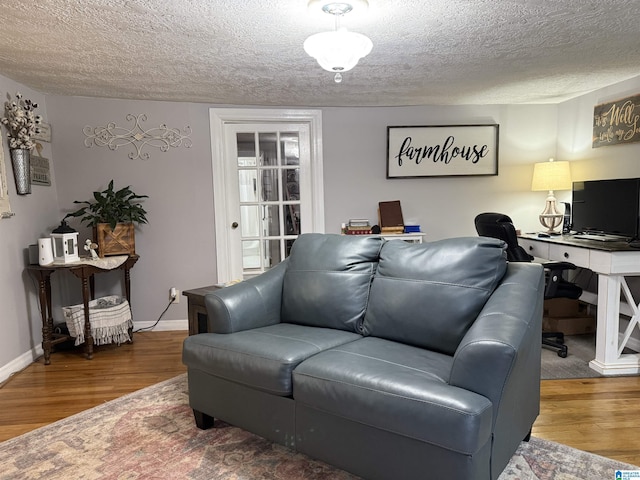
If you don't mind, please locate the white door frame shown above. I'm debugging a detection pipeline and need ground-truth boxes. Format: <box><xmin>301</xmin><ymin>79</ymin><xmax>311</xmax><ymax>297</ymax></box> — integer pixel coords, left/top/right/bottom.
<box><xmin>210</xmin><ymin>108</ymin><xmax>325</xmax><ymax>282</ymax></box>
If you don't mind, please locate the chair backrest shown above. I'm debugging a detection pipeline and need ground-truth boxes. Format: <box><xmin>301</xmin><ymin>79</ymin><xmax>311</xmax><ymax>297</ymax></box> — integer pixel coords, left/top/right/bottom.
<box><xmin>474</xmin><ymin>213</ymin><xmax>533</xmax><ymax>262</ymax></box>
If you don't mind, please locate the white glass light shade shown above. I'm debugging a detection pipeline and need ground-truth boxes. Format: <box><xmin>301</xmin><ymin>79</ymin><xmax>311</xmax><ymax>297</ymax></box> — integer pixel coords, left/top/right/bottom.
<box><xmin>307</xmin><ymin>0</ymin><xmax>369</xmax><ymax>16</ymax></box>
<box><xmin>304</xmin><ymin>28</ymin><xmax>373</xmax><ymax>73</ymax></box>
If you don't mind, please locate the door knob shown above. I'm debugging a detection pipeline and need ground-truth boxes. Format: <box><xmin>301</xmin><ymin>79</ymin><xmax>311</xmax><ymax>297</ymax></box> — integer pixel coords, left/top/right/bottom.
<box><xmin>231</xmin><ymin>222</ymin><xmax>239</xmax><ymax>229</ymax></box>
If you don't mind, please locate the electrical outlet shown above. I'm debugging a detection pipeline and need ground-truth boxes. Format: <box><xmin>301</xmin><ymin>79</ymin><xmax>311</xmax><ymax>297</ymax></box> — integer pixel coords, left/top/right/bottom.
<box><xmin>170</xmin><ymin>287</ymin><xmax>180</xmax><ymax>304</ymax></box>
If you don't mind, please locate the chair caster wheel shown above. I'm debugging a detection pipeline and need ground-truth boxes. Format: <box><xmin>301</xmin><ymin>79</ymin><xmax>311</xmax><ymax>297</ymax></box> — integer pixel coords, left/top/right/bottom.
<box><xmin>557</xmin><ymin>348</ymin><xmax>568</xmax><ymax>358</ymax></box>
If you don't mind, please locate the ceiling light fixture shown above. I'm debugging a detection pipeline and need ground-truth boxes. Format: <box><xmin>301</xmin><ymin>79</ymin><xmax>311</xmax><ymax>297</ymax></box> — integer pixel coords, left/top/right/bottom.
<box><xmin>303</xmin><ymin>1</ymin><xmax>372</xmax><ymax>83</ymax></box>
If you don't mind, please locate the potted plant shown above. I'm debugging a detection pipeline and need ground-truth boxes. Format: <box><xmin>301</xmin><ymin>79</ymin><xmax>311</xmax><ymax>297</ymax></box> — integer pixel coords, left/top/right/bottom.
<box><xmin>64</xmin><ymin>180</ymin><xmax>148</xmax><ymax>257</ymax></box>
<box><xmin>0</xmin><ymin>92</ymin><xmax>42</xmax><ymax>195</ymax></box>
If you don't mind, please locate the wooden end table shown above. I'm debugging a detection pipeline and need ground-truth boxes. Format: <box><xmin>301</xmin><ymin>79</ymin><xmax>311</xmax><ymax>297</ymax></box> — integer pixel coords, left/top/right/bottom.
<box><xmin>183</xmin><ymin>285</ymin><xmax>222</xmax><ymax>335</ymax></box>
<box><xmin>27</xmin><ymin>254</ymin><xmax>139</xmax><ymax>364</ymax></box>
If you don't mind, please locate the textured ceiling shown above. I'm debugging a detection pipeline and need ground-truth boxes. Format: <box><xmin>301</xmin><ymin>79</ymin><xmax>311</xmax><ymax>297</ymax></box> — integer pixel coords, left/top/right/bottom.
<box><xmin>0</xmin><ymin>0</ymin><xmax>639</xmax><ymax>106</ymax></box>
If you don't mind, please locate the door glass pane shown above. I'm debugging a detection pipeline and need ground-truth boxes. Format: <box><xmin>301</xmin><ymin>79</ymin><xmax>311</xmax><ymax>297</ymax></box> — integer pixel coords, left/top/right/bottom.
<box><xmin>262</xmin><ymin>205</ymin><xmax>280</xmax><ymax>236</ymax></box>
<box><xmin>285</xmin><ymin>239</ymin><xmax>295</xmax><ymax>258</ymax></box>
<box><xmin>238</xmin><ymin>170</ymin><xmax>258</xmax><ymax>202</ymax></box>
<box><xmin>261</xmin><ymin>169</ymin><xmax>279</xmax><ymax>202</ymax></box>
<box><xmin>242</xmin><ymin>240</ymin><xmax>260</xmax><ymax>269</ymax></box>
<box><xmin>283</xmin><ymin>169</ymin><xmax>299</xmax><ymax>201</ymax></box>
<box><xmin>259</xmin><ymin>133</ymin><xmax>278</xmax><ymax>166</ymax></box>
<box><xmin>240</xmin><ymin>205</ymin><xmax>259</xmax><ymax>237</ymax></box>
<box><xmin>281</xmin><ymin>132</ymin><xmax>300</xmax><ymax>166</ymax></box>
<box><xmin>285</xmin><ymin>204</ymin><xmax>301</xmax><ymax>235</ymax></box>
<box><xmin>264</xmin><ymin>240</ymin><xmax>282</xmax><ymax>268</ymax></box>
<box><xmin>228</xmin><ymin>123</ymin><xmax>311</xmax><ymax>280</ymax></box>
<box><xmin>236</xmin><ymin>133</ymin><xmax>256</xmax><ymax>166</ymax></box>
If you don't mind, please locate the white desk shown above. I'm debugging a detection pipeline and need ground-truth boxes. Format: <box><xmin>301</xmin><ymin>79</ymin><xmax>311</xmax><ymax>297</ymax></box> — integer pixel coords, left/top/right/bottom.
<box><xmin>519</xmin><ymin>233</ymin><xmax>640</xmax><ymax>376</ymax></box>
<box><xmin>379</xmin><ymin>233</ymin><xmax>425</xmax><ymax>243</ymax></box>
<box><xmin>344</xmin><ymin>233</ymin><xmax>425</xmax><ymax>243</ymax></box>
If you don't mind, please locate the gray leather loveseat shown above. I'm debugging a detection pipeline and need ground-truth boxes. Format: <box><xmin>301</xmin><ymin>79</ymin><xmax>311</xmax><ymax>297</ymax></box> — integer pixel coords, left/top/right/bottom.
<box><xmin>182</xmin><ymin>234</ymin><xmax>544</xmax><ymax>480</ymax></box>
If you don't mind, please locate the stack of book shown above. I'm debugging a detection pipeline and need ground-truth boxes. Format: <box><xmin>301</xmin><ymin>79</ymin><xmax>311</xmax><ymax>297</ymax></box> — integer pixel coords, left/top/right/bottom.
<box><xmin>344</xmin><ymin>219</ymin><xmax>372</xmax><ymax>235</ymax></box>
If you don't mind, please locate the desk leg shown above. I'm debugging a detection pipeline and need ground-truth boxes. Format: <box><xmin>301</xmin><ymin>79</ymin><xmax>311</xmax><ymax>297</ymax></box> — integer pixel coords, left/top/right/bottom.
<box><xmin>81</xmin><ymin>275</ymin><xmax>94</xmax><ymax>360</ymax></box>
<box><xmin>37</xmin><ymin>272</ymin><xmax>54</xmax><ymax>365</ymax></box>
<box><xmin>590</xmin><ymin>274</ymin><xmax>640</xmax><ymax>375</ymax></box>
<box><xmin>595</xmin><ymin>275</ymin><xmax>621</xmax><ymax>365</ymax></box>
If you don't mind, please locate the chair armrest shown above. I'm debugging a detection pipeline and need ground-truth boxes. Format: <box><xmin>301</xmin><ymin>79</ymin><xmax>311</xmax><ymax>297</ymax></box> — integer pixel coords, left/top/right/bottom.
<box><xmin>450</xmin><ymin>263</ymin><xmax>544</xmax><ymax>428</ymax></box>
<box><xmin>204</xmin><ymin>260</ymin><xmax>287</xmax><ymax>333</ymax></box>
<box><xmin>541</xmin><ymin>260</ymin><xmax>577</xmax><ymax>271</ymax></box>
<box><xmin>540</xmin><ymin>261</ymin><xmax>579</xmax><ymax>298</ymax></box>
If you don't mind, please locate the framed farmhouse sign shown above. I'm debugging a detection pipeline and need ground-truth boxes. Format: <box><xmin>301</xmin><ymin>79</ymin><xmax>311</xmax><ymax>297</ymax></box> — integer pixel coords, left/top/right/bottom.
<box><xmin>387</xmin><ymin>124</ymin><xmax>499</xmax><ymax>178</ymax></box>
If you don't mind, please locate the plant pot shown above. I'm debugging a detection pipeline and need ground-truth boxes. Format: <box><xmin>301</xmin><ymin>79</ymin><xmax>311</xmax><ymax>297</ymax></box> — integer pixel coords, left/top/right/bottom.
<box><xmin>10</xmin><ymin>149</ymin><xmax>31</xmax><ymax>195</ymax></box>
<box><xmin>93</xmin><ymin>223</ymin><xmax>136</xmax><ymax>257</ymax></box>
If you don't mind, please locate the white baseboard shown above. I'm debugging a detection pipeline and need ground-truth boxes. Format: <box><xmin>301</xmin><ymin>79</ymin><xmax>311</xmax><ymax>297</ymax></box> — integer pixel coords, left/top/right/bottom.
<box><xmin>1</xmin><ymin>320</ymin><xmax>187</xmax><ymax>384</ymax></box>
<box><xmin>0</xmin><ymin>345</ymin><xmax>44</xmax><ymax>384</ymax></box>
<box><xmin>133</xmin><ymin>319</ymin><xmax>188</xmax><ymax>332</ymax></box>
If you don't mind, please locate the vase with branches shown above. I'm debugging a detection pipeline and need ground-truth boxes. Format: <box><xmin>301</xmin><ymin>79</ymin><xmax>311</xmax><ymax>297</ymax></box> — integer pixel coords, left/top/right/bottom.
<box><xmin>0</xmin><ymin>92</ymin><xmax>42</xmax><ymax>194</ymax></box>
<box><xmin>1</xmin><ymin>92</ymin><xmax>42</xmax><ymax>150</ymax></box>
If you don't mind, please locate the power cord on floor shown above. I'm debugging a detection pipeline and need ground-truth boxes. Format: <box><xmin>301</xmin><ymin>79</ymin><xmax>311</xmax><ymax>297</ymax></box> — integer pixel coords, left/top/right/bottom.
<box><xmin>134</xmin><ymin>293</ymin><xmax>176</xmax><ymax>333</ymax></box>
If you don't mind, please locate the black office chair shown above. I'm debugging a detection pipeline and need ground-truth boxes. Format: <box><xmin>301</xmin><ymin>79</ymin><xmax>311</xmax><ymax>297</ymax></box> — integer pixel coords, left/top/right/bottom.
<box><xmin>474</xmin><ymin>212</ymin><xmax>583</xmax><ymax>357</ymax></box>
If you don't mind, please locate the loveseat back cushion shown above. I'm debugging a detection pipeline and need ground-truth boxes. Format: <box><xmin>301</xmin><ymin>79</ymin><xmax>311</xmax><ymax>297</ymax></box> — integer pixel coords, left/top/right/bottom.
<box><xmin>362</xmin><ymin>237</ymin><xmax>507</xmax><ymax>355</ymax></box>
<box><xmin>282</xmin><ymin>233</ymin><xmax>383</xmax><ymax>332</ymax></box>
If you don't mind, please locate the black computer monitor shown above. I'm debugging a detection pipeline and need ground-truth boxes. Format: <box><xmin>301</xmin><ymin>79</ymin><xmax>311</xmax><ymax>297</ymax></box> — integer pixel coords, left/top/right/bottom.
<box><xmin>572</xmin><ymin>178</ymin><xmax>640</xmax><ymax>239</ymax></box>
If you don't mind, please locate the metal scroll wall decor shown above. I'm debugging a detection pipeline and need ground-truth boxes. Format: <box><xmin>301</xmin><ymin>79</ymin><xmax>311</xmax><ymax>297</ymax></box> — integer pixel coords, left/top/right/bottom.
<box><xmin>83</xmin><ymin>113</ymin><xmax>192</xmax><ymax>159</ymax></box>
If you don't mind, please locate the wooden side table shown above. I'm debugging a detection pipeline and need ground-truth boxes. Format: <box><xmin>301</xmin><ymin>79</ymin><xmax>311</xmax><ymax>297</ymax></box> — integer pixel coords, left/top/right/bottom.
<box><xmin>183</xmin><ymin>285</ymin><xmax>222</xmax><ymax>335</ymax></box>
<box><xmin>27</xmin><ymin>255</ymin><xmax>139</xmax><ymax>364</ymax></box>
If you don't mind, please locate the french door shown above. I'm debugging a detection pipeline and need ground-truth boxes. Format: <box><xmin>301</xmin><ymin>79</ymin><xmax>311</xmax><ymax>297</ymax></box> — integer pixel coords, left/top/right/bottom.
<box><xmin>210</xmin><ymin>109</ymin><xmax>324</xmax><ymax>282</ymax></box>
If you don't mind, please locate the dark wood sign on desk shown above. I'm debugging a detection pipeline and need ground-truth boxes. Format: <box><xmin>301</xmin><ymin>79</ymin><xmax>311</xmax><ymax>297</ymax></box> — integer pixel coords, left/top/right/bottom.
<box><xmin>27</xmin><ymin>255</ymin><xmax>139</xmax><ymax>365</ymax></box>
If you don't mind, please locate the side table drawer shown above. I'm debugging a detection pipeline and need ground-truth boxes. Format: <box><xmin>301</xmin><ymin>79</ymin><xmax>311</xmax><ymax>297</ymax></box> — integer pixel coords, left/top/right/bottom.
<box><xmin>519</xmin><ymin>239</ymin><xmax>549</xmax><ymax>260</ymax></box>
<box><xmin>548</xmin><ymin>244</ymin><xmax>590</xmax><ymax>268</ymax></box>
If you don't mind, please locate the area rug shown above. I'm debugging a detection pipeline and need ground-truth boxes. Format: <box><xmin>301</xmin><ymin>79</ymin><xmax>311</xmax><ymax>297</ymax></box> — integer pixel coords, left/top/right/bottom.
<box><xmin>541</xmin><ymin>333</ymin><xmax>603</xmax><ymax>380</ymax></box>
<box><xmin>0</xmin><ymin>374</ymin><xmax>637</xmax><ymax>480</ymax></box>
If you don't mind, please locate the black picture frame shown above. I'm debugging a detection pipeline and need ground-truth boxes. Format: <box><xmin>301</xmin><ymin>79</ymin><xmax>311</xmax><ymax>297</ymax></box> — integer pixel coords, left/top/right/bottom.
<box><xmin>386</xmin><ymin>124</ymin><xmax>499</xmax><ymax>178</ymax></box>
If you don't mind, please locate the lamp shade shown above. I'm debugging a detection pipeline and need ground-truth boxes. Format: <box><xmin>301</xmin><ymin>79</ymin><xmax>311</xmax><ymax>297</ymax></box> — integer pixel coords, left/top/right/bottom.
<box><xmin>303</xmin><ymin>28</ymin><xmax>373</xmax><ymax>73</ymax></box>
<box><xmin>531</xmin><ymin>159</ymin><xmax>572</xmax><ymax>192</ymax></box>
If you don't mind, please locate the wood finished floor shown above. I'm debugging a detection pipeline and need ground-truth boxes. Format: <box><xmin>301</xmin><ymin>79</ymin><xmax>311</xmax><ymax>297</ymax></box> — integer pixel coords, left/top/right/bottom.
<box><xmin>0</xmin><ymin>330</ymin><xmax>639</xmax><ymax>467</ymax></box>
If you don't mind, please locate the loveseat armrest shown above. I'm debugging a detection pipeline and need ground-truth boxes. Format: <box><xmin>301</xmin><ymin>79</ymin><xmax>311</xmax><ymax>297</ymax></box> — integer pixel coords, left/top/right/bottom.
<box><xmin>204</xmin><ymin>260</ymin><xmax>287</xmax><ymax>333</ymax></box>
<box><xmin>449</xmin><ymin>263</ymin><xmax>544</xmax><ymax>436</ymax></box>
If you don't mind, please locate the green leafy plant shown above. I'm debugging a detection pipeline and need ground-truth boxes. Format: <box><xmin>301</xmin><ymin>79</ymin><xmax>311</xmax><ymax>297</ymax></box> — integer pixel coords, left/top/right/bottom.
<box><xmin>64</xmin><ymin>180</ymin><xmax>148</xmax><ymax>230</ymax></box>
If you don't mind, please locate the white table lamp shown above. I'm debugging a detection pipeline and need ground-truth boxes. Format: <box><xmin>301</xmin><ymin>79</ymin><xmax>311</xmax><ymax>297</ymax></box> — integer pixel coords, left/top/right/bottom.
<box><xmin>531</xmin><ymin>158</ymin><xmax>572</xmax><ymax>234</ymax></box>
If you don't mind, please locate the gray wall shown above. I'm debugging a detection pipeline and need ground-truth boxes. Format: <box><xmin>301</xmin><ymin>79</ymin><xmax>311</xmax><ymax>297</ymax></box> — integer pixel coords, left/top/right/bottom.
<box><xmin>0</xmin><ymin>76</ymin><xmax>58</xmax><ymax>372</ymax></box>
<box><xmin>2</xmin><ymin>71</ymin><xmax>640</xmax><ymax>379</ymax></box>
<box><xmin>321</xmin><ymin>104</ymin><xmax>559</xmax><ymax>239</ymax></box>
<box><xmin>45</xmin><ymin>96</ymin><xmax>217</xmax><ymax>328</ymax></box>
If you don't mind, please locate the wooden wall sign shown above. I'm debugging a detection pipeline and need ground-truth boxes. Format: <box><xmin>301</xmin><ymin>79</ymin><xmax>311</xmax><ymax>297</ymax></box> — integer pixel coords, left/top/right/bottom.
<box><xmin>386</xmin><ymin>124</ymin><xmax>499</xmax><ymax>178</ymax></box>
<box><xmin>593</xmin><ymin>94</ymin><xmax>640</xmax><ymax>148</ymax></box>
<box><xmin>30</xmin><ymin>155</ymin><xmax>51</xmax><ymax>186</ymax></box>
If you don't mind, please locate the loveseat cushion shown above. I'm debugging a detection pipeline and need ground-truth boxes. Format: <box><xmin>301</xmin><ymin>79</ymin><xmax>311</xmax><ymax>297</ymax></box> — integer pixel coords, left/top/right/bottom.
<box><xmin>362</xmin><ymin>237</ymin><xmax>507</xmax><ymax>355</ymax></box>
<box><xmin>182</xmin><ymin>323</ymin><xmax>361</xmax><ymax>396</ymax></box>
<box><xmin>281</xmin><ymin>233</ymin><xmax>383</xmax><ymax>332</ymax></box>
<box><xmin>293</xmin><ymin>337</ymin><xmax>493</xmax><ymax>454</ymax></box>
